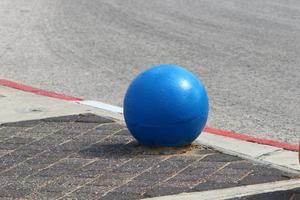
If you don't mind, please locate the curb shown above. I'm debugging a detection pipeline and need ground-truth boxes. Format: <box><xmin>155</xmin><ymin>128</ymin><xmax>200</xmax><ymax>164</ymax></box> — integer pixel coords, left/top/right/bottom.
<box><xmin>1</xmin><ymin>79</ymin><xmax>298</xmax><ymax>152</ymax></box>
<box><xmin>142</xmin><ymin>179</ymin><xmax>300</xmax><ymax>200</ymax></box>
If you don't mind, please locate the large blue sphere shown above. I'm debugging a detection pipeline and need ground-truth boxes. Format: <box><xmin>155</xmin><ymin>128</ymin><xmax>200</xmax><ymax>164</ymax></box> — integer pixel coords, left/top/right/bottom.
<box><xmin>124</xmin><ymin>64</ymin><xmax>209</xmax><ymax>147</ymax></box>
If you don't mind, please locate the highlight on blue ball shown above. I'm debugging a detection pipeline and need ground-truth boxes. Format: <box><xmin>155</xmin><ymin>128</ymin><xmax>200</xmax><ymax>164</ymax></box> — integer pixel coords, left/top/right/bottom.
<box><xmin>123</xmin><ymin>64</ymin><xmax>209</xmax><ymax>147</ymax></box>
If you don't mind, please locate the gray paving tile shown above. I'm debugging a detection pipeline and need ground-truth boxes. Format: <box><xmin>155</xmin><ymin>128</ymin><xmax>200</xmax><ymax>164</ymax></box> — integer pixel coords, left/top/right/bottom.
<box><xmin>66</xmin><ymin>185</ymin><xmax>108</xmax><ymax>200</ymax></box>
<box><xmin>1</xmin><ymin>162</ymin><xmax>35</xmax><ymax>179</ymax></box>
<box><xmin>0</xmin><ymin>183</ymin><xmax>33</xmax><ymax>198</ymax></box>
<box><xmin>1</xmin><ymin>119</ymin><xmax>41</xmax><ymax>128</ymax></box>
<box><xmin>0</xmin><ymin>150</ymin><xmax>11</xmax><ymax>158</ymax></box>
<box><xmin>193</xmin><ymin>180</ymin><xmax>239</xmax><ymax>191</ymax></box>
<box><xmin>144</xmin><ymin>185</ymin><xmax>190</xmax><ymax>198</ymax></box>
<box><xmin>201</xmin><ymin>153</ymin><xmax>243</xmax><ymax>162</ymax></box>
<box><xmin>75</xmin><ymin>113</ymin><xmax>115</xmax><ymax>124</ymax></box>
<box><xmin>35</xmin><ymin>158</ymin><xmax>91</xmax><ymax>178</ymax></box>
<box><xmin>0</xmin><ymin>152</ymin><xmax>29</xmax><ymax>171</ymax></box>
<box><xmin>28</xmin><ymin>122</ymin><xmax>65</xmax><ymax>134</ymax></box>
<box><xmin>41</xmin><ymin>114</ymin><xmax>81</xmax><ymax>123</ymax></box>
<box><xmin>37</xmin><ymin>176</ymin><xmax>93</xmax><ymax>198</ymax></box>
<box><xmin>0</xmin><ymin>176</ymin><xmax>13</xmax><ymax>188</ymax></box>
<box><xmin>0</xmin><ymin>127</ymin><xmax>29</xmax><ymax>140</ymax></box>
<box><xmin>238</xmin><ymin>173</ymin><xmax>289</xmax><ymax>186</ymax></box>
<box><xmin>112</xmin><ymin>157</ymin><xmax>161</xmax><ymax>173</ymax></box>
<box><xmin>92</xmin><ymin>173</ymin><xmax>132</xmax><ymax>187</ymax></box>
<box><xmin>0</xmin><ymin>114</ymin><xmax>292</xmax><ymax>200</ymax></box>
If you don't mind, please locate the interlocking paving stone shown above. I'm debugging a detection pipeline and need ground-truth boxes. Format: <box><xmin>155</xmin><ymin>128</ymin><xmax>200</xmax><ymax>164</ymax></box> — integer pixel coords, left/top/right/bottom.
<box><xmin>41</xmin><ymin>115</ymin><xmax>81</xmax><ymax>123</ymax></box>
<box><xmin>0</xmin><ymin>176</ymin><xmax>12</xmax><ymax>188</ymax></box>
<box><xmin>0</xmin><ymin>183</ymin><xmax>33</xmax><ymax>198</ymax></box>
<box><xmin>0</xmin><ymin>152</ymin><xmax>29</xmax><ymax>171</ymax></box>
<box><xmin>32</xmin><ymin>176</ymin><xmax>94</xmax><ymax>199</ymax></box>
<box><xmin>144</xmin><ymin>185</ymin><xmax>191</xmax><ymax>198</ymax></box>
<box><xmin>0</xmin><ymin>150</ymin><xmax>11</xmax><ymax>158</ymax></box>
<box><xmin>1</xmin><ymin>119</ymin><xmax>41</xmax><ymax>128</ymax></box>
<box><xmin>0</xmin><ymin>136</ymin><xmax>34</xmax><ymax>150</ymax></box>
<box><xmin>36</xmin><ymin>158</ymin><xmax>92</xmax><ymax>178</ymax></box>
<box><xmin>0</xmin><ymin>127</ymin><xmax>30</xmax><ymax>141</ymax></box>
<box><xmin>63</xmin><ymin>185</ymin><xmax>109</xmax><ymax>200</ymax></box>
<box><xmin>201</xmin><ymin>153</ymin><xmax>243</xmax><ymax>162</ymax></box>
<box><xmin>0</xmin><ymin>114</ymin><xmax>297</xmax><ymax>200</ymax></box>
<box><xmin>27</xmin><ymin>122</ymin><xmax>65</xmax><ymax>134</ymax></box>
<box><xmin>75</xmin><ymin>113</ymin><xmax>114</xmax><ymax>124</ymax></box>
<box><xmin>71</xmin><ymin>158</ymin><xmax>126</xmax><ymax>179</ymax></box>
<box><xmin>1</xmin><ymin>162</ymin><xmax>36</xmax><ymax>179</ymax></box>
<box><xmin>112</xmin><ymin>157</ymin><xmax>162</xmax><ymax>173</ymax></box>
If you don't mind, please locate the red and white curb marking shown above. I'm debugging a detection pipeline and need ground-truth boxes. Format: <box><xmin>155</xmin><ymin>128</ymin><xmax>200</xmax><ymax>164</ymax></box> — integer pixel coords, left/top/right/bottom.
<box><xmin>0</xmin><ymin>79</ymin><xmax>299</xmax><ymax>173</ymax></box>
<box><xmin>0</xmin><ymin>79</ymin><xmax>82</xmax><ymax>101</ymax></box>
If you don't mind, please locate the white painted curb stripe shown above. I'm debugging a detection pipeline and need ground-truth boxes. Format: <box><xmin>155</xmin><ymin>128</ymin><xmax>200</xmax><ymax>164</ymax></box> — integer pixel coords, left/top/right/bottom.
<box><xmin>77</xmin><ymin>100</ymin><xmax>123</xmax><ymax>114</ymax></box>
<box><xmin>142</xmin><ymin>179</ymin><xmax>300</xmax><ymax>200</ymax></box>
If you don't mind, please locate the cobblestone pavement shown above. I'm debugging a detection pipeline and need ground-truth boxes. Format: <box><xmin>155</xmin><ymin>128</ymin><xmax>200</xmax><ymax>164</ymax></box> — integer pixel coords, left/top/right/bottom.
<box><xmin>0</xmin><ymin>114</ymin><xmax>296</xmax><ymax>200</ymax></box>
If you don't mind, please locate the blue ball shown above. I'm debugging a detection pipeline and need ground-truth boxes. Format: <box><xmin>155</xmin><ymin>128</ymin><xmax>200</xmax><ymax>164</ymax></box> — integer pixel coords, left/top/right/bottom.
<box><xmin>124</xmin><ymin>64</ymin><xmax>209</xmax><ymax>147</ymax></box>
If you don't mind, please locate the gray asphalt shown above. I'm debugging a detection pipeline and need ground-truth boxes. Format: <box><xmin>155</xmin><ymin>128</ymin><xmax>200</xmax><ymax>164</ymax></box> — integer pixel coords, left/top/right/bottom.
<box><xmin>0</xmin><ymin>0</ymin><xmax>299</xmax><ymax>144</ymax></box>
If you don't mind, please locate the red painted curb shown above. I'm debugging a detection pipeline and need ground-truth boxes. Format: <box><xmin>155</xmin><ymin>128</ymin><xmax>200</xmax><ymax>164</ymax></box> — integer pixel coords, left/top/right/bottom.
<box><xmin>0</xmin><ymin>79</ymin><xmax>298</xmax><ymax>151</ymax></box>
<box><xmin>204</xmin><ymin>126</ymin><xmax>299</xmax><ymax>152</ymax></box>
<box><xmin>0</xmin><ymin>79</ymin><xmax>82</xmax><ymax>101</ymax></box>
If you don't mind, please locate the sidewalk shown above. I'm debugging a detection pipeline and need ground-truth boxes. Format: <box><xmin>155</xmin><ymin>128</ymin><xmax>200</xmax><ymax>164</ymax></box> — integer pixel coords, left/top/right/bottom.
<box><xmin>0</xmin><ymin>82</ymin><xmax>299</xmax><ymax>199</ymax></box>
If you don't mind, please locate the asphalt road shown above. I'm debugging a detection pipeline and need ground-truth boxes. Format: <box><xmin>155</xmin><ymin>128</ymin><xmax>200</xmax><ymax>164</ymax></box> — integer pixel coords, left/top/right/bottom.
<box><xmin>0</xmin><ymin>0</ymin><xmax>299</xmax><ymax>144</ymax></box>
